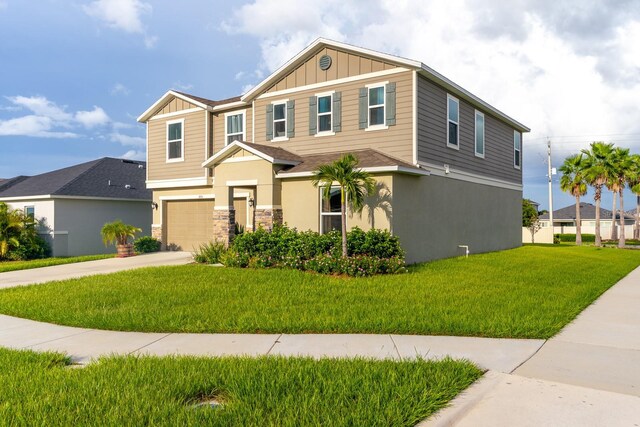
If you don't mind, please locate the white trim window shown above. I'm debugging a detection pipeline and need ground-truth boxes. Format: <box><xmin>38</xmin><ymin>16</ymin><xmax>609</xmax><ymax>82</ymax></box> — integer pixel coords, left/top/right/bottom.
<box><xmin>320</xmin><ymin>186</ymin><xmax>342</xmax><ymax>233</ymax></box>
<box><xmin>273</xmin><ymin>102</ymin><xmax>287</xmax><ymax>139</ymax></box>
<box><xmin>514</xmin><ymin>131</ymin><xmax>521</xmax><ymax>169</ymax></box>
<box><xmin>447</xmin><ymin>95</ymin><xmax>459</xmax><ymax>149</ymax></box>
<box><xmin>368</xmin><ymin>85</ymin><xmax>385</xmax><ymax>127</ymax></box>
<box><xmin>24</xmin><ymin>206</ymin><xmax>35</xmax><ymax>221</ymax></box>
<box><xmin>225</xmin><ymin>111</ymin><xmax>245</xmax><ymax>146</ymax></box>
<box><xmin>475</xmin><ymin>110</ymin><xmax>485</xmax><ymax>158</ymax></box>
<box><xmin>166</xmin><ymin>118</ymin><xmax>184</xmax><ymax>162</ymax></box>
<box><xmin>317</xmin><ymin>92</ymin><xmax>333</xmax><ymax>134</ymax></box>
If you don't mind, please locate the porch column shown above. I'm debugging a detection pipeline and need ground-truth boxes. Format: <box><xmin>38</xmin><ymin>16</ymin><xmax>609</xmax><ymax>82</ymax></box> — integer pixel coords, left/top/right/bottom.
<box><xmin>254</xmin><ymin>183</ymin><xmax>283</xmax><ymax>230</ymax></box>
<box><xmin>212</xmin><ymin>186</ymin><xmax>235</xmax><ymax>245</ymax></box>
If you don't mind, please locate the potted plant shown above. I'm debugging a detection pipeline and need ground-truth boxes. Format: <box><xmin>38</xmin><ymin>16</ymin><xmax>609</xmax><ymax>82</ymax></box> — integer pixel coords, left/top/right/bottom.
<box><xmin>101</xmin><ymin>220</ymin><xmax>142</xmax><ymax>257</ymax></box>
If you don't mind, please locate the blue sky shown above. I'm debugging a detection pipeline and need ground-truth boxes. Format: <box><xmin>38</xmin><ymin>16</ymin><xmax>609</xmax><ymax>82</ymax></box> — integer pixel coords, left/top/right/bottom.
<box><xmin>2</xmin><ymin>0</ymin><xmax>640</xmax><ymax>213</ymax></box>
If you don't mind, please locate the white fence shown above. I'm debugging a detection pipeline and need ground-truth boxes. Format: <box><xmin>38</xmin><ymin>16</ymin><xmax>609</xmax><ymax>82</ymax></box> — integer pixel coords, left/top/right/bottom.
<box><xmin>523</xmin><ymin>224</ymin><xmax>639</xmax><ymax>244</ymax></box>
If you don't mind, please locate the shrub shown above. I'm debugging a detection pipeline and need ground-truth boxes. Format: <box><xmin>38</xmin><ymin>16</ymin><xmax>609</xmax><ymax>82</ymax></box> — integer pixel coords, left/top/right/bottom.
<box><xmin>555</xmin><ymin>234</ymin><xmax>595</xmax><ymax>243</ymax></box>
<box><xmin>7</xmin><ymin>233</ymin><xmax>50</xmax><ymax>261</ymax></box>
<box><xmin>133</xmin><ymin>236</ymin><xmax>161</xmax><ymax>254</ymax></box>
<box><xmin>219</xmin><ymin>248</ymin><xmax>250</xmax><ymax>268</ymax></box>
<box><xmin>193</xmin><ymin>241</ymin><xmax>227</xmax><ymax>264</ymax></box>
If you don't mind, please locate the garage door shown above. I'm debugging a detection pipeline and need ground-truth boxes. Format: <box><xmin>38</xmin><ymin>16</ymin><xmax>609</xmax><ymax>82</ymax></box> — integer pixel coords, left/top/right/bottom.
<box><xmin>165</xmin><ymin>200</ymin><xmax>215</xmax><ymax>251</ymax></box>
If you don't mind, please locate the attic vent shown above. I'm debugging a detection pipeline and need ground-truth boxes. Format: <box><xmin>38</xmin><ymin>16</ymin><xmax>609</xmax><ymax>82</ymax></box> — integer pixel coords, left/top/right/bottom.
<box><xmin>319</xmin><ymin>55</ymin><xmax>332</xmax><ymax>71</ymax></box>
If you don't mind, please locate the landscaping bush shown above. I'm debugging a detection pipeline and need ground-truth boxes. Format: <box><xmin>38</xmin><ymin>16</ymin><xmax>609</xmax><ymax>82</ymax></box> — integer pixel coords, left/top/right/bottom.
<box><xmin>133</xmin><ymin>236</ymin><xmax>160</xmax><ymax>254</ymax></box>
<box><xmin>192</xmin><ymin>241</ymin><xmax>227</xmax><ymax>264</ymax></box>
<box><xmin>226</xmin><ymin>224</ymin><xmax>405</xmax><ymax>276</ymax></box>
<box><xmin>555</xmin><ymin>233</ymin><xmax>596</xmax><ymax>243</ymax></box>
<box><xmin>7</xmin><ymin>233</ymin><xmax>50</xmax><ymax>261</ymax></box>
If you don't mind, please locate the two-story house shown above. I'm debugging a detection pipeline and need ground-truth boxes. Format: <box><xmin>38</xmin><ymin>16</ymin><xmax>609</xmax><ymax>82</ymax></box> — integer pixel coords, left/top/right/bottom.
<box><xmin>138</xmin><ymin>39</ymin><xmax>529</xmax><ymax>263</ymax></box>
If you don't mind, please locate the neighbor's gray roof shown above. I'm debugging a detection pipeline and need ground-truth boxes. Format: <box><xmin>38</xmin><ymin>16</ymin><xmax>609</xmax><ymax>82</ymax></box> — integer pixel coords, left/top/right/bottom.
<box><xmin>279</xmin><ymin>148</ymin><xmax>422</xmax><ymax>175</ymax></box>
<box><xmin>0</xmin><ymin>158</ymin><xmax>151</xmax><ymax>200</ymax></box>
<box><xmin>540</xmin><ymin>202</ymin><xmax>634</xmax><ymax>221</ymax></box>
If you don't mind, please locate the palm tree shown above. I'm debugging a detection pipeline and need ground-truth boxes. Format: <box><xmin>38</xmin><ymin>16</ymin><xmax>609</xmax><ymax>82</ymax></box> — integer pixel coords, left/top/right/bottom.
<box><xmin>581</xmin><ymin>142</ymin><xmax>615</xmax><ymax>247</ymax></box>
<box><xmin>312</xmin><ymin>154</ymin><xmax>376</xmax><ymax>257</ymax></box>
<box><xmin>610</xmin><ymin>147</ymin><xmax>633</xmax><ymax>247</ymax></box>
<box><xmin>559</xmin><ymin>154</ymin><xmax>588</xmax><ymax>245</ymax></box>
<box><xmin>630</xmin><ymin>155</ymin><xmax>640</xmax><ymax>239</ymax></box>
<box><xmin>101</xmin><ymin>220</ymin><xmax>141</xmax><ymax>257</ymax></box>
<box><xmin>0</xmin><ymin>202</ymin><xmax>25</xmax><ymax>259</ymax></box>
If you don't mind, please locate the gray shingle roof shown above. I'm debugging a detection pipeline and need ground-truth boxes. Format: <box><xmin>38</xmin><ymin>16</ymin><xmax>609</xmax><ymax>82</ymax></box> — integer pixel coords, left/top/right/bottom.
<box><xmin>540</xmin><ymin>202</ymin><xmax>633</xmax><ymax>221</ymax></box>
<box><xmin>239</xmin><ymin>141</ymin><xmax>303</xmax><ymax>163</ymax></box>
<box><xmin>0</xmin><ymin>158</ymin><xmax>151</xmax><ymax>200</ymax></box>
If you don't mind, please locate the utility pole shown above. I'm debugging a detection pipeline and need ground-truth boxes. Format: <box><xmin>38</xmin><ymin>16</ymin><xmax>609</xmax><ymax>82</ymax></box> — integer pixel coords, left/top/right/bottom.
<box><xmin>547</xmin><ymin>138</ymin><xmax>554</xmax><ymax>229</ymax></box>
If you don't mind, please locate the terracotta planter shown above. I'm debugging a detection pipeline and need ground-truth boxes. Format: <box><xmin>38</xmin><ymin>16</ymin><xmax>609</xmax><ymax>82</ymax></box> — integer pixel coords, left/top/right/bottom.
<box><xmin>116</xmin><ymin>243</ymin><xmax>135</xmax><ymax>258</ymax></box>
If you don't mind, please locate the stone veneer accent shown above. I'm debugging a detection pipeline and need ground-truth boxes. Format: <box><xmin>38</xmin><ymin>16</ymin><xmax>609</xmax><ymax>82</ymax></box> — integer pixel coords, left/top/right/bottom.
<box><xmin>212</xmin><ymin>209</ymin><xmax>235</xmax><ymax>245</ymax></box>
<box><xmin>254</xmin><ymin>208</ymin><xmax>283</xmax><ymax>230</ymax></box>
<box><xmin>151</xmin><ymin>225</ymin><xmax>163</xmax><ymax>249</ymax></box>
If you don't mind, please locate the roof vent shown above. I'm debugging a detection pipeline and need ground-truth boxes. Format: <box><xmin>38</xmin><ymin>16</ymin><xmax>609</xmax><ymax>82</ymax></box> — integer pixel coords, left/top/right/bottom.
<box><xmin>319</xmin><ymin>55</ymin><xmax>332</xmax><ymax>71</ymax></box>
<box><xmin>125</xmin><ymin>184</ymin><xmax>132</xmax><ymax>189</ymax></box>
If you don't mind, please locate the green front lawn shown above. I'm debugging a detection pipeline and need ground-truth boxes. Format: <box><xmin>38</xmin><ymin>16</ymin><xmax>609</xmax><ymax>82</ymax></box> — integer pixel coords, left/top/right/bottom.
<box><xmin>0</xmin><ymin>245</ymin><xmax>637</xmax><ymax>338</ymax></box>
<box><xmin>0</xmin><ymin>348</ymin><xmax>480</xmax><ymax>426</ymax></box>
<box><xmin>0</xmin><ymin>254</ymin><xmax>113</xmax><ymax>273</ymax></box>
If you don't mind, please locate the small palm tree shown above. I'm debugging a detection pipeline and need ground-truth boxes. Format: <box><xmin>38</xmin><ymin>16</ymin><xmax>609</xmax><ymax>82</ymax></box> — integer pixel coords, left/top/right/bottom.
<box><xmin>101</xmin><ymin>220</ymin><xmax>141</xmax><ymax>248</ymax></box>
<box><xmin>581</xmin><ymin>142</ymin><xmax>615</xmax><ymax>247</ymax></box>
<box><xmin>559</xmin><ymin>154</ymin><xmax>587</xmax><ymax>246</ymax></box>
<box><xmin>0</xmin><ymin>202</ymin><xmax>25</xmax><ymax>259</ymax></box>
<box><xmin>312</xmin><ymin>154</ymin><xmax>376</xmax><ymax>257</ymax></box>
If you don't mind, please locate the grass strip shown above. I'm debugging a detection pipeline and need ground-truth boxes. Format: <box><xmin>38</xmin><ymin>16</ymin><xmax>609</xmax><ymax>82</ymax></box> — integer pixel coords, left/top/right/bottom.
<box><xmin>0</xmin><ymin>245</ymin><xmax>638</xmax><ymax>338</ymax></box>
<box><xmin>0</xmin><ymin>254</ymin><xmax>113</xmax><ymax>273</ymax></box>
<box><xmin>0</xmin><ymin>348</ymin><xmax>481</xmax><ymax>426</ymax></box>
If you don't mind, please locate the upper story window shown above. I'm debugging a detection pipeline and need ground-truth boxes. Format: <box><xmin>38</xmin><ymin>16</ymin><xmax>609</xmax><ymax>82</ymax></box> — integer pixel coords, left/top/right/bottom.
<box><xmin>226</xmin><ymin>112</ymin><xmax>244</xmax><ymax>146</ymax></box>
<box><xmin>514</xmin><ymin>131</ymin><xmax>521</xmax><ymax>169</ymax></box>
<box><xmin>318</xmin><ymin>93</ymin><xmax>333</xmax><ymax>133</ymax></box>
<box><xmin>475</xmin><ymin>110</ymin><xmax>485</xmax><ymax>158</ymax></box>
<box><xmin>447</xmin><ymin>95</ymin><xmax>459</xmax><ymax>149</ymax></box>
<box><xmin>358</xmin><ymin>82</ymin><xmax>395</xmax><ymax>131</ymax></box>
<box><xmin>368</xmin><ymin>85</ymin><xmax>385</xmax><ymax>126</ymax></box>
<box><xmin>166</xmin><ymin>119</ymin><xmax>184</xmax><ymax>162</ymax></box>
<box><xmin>273</xmin><ymin>102</ymin><xmax>287</xmax><ymax>139</ymax></box>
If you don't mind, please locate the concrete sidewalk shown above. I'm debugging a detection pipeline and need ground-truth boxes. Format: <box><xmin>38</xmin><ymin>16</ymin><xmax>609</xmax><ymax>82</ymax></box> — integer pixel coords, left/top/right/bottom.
<box><xmin>424</xmin><ymin>264</ymin><xmax>640</xmax><ymax>426</ymax></box>
<box><xmin>0</xmin><ymin>314</ymin><xmax>543</xmax><ymax>371</ymax></box>
<box><xmin>0</xmin><ymin>251</ymin><xmax>193</xmax><ymax>289</ymax></box>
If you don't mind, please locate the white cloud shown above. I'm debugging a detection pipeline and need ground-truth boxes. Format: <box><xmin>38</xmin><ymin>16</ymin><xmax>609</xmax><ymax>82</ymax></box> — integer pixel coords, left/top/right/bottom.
<box><xmin>0</xmin><ymin>115</ymin><xmax>78</xmax><ymax>138</ymax></box>
<box><xmin>172</xmin><ymin>81</ymin><xmax>194</xmax><ymax>91</ymax></box>
<box><xmin>75</xmin><ymin>106</ymin><xmax>110</xmax><ymax>128</ymax></box>
<box><xmin>121</xmin><ymin>149</ymin><xmax>145</xmax><ymax>160</ymax></box>
<box><xmin>110</xmin><ymin>132</ymin><xmax>145</xmax><ymax>147</ymax></box>
<box><xmin>83</xmin><ymin>0</ymin><xmax>156</xmax><ymax>48</ymax></box>
<box><xmin>110</xmin><ymin>83</ymin><xmax>130</xmax><ymax>96</ymax></box>
<box><xmin>225</xmin><ymin>0</ymin><xmax>640</xmax><ymax>206</ymax></box>
<box><xmin>7</xmin><ymin>95</ymin><xmax>73</xmax><ymax>122</ymax></box>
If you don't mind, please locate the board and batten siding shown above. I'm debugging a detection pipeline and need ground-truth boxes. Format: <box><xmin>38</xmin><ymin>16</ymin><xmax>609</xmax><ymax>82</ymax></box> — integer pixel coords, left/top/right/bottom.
<box><xmin>254</xmin><ymin>70</ymin><xmax>414</xmax><ymax>163</ymax></box>
<box><xmin>158</xmin><ymin>98</ymin><xmax>197</xmax><ymax>115</ymax></box>
<box><xmin>416</xmin><ymin>75</ymin><xmax>522</xmax><ymax>184</ymax></box>
<box><xmin>212</xmin><ymin>107</ymin><xmax>253</xmax><ymax>154</ymax></box>
<box><xmin>265</xmin><ymin>47</ymin><xmax>398</xmax><ymax>93</ymax></box>
<box><xmin>147</xmin><ymin>109</ymin><xmax>207</xmax><ymax>181</ymax></box>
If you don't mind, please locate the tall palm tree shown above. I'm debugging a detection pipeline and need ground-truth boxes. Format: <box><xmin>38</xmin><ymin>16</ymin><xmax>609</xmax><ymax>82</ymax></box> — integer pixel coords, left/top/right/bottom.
<box><xmin>559</xmin><ymin>154</ymin><xmax>588</xmax><ymax>245</ymax></box>
<box><xmin>581</xmin><ymin>142</ymin><xmax>615</xmax><ymax>247</ymax></box>
<box><xmin>606</xmin><ymin>172</ymin><xmax>619</xmax><ymax>240</ymax></box>
<box><xmin>630</xmin><ymin>155</ymin><xmax>640</xmax><ymax>239</ymax></box>
<box><xmin>312</xmin><ymin>154</ymin><xmax>376</xmax><ymax>257</ymax></box>
<box><xmin>610</xmin><ymin>147</ymin><xmax>633</xmax><ymax>247</ymax></box>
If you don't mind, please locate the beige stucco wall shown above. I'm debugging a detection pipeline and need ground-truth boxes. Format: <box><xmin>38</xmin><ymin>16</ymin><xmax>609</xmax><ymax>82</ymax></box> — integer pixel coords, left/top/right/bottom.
<box><xmin>280</xmin><ymin>175</ymin><xmax>393</xmax><ymax>233</ymax></box>
<box><xmin>254</xmin><ymin>70</ymin><xmax>414</xmax><ymax>163</ymax></box>
<box><xmin>147</xmin><ymin>109</ymin><xmax>207</xmax><ymax>181</ymax></box>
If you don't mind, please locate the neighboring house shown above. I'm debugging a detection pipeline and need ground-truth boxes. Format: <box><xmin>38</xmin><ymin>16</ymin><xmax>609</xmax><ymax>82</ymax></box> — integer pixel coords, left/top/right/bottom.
<box><xmin>138</xmin><ymin>38</ymin><xmax>530</xmax><ymax>263</ymax></box>
<box><xmin>0</xmin><ymin>158</ymin><xmax>152</xmax><ymax>256</ymax></box>
<box><xmin>540</xmin><ymin>202</ymin><xmax>634</xmax><ymax>234</ymax></box>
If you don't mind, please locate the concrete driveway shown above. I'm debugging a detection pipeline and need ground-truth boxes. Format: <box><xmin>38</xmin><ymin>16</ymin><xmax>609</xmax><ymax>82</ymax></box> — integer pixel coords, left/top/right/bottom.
<box><xmin>0</xmin><ymin>251</ymin><xmax>193</xmax><ymax>289</ymax></box>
